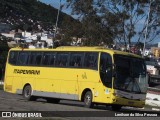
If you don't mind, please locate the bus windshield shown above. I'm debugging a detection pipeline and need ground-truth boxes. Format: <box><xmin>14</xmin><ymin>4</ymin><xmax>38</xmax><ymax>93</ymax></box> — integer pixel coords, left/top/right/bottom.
<box><xmin>113</xmin><ymin>54</ymin><xmax>148</xmax><ymax>93</ymax></box>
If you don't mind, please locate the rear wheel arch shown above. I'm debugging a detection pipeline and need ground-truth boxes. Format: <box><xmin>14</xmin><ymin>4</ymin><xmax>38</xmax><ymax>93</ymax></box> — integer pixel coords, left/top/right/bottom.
<box><xmin>23</xmin><ymin>83</ymin><xmax>31</xmax><ymax>93</ymax></box>
<box><xmin>23</xmin><ymin>83</ymin><xmax>36</xmax><ymax>101</ymax></box>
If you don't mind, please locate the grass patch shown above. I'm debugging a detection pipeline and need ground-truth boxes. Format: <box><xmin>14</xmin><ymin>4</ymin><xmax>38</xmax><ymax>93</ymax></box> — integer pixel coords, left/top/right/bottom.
<box><xmin>0</xmin><ymin>85</ymin><xmax>3</xmax><ymax>90</ymax></box>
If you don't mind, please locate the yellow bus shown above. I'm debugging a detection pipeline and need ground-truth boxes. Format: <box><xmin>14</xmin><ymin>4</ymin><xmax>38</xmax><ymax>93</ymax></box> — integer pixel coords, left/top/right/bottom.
<box><xmin>4</xmin><ymin>46</ymin><xmax>148</xmax><ymax>110</ymax></box>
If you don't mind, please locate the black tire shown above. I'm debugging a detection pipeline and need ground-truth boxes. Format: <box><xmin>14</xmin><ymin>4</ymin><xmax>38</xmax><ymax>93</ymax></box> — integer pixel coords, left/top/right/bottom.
<box><xmin>47</xmin><ymin>98</ymin><xmax>60</xmax><ymax>104</ymax></box>
<box><xmin>23</xmin><ymin>85</ymin><xmax>36</xmax><ymax>101</ymax></box>
<box><xmin>84</xmin><ymin>91</ymin><xmax>94</xmax><ymax>108</ymax></box>
<box><xmin>112</xmin><ymin>105</ymin><xmax>122</xmax><ymax>111</ymax></box>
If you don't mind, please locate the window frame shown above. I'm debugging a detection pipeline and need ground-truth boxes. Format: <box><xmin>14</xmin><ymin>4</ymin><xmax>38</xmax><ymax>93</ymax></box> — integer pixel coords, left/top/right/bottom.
<box><xmin>8</xmin><ymin>50</ymin><xmax>99</xmax><ymax>71</ymax></box>
<box><xmin>83</xmin><ymin>52</ymin><xmax>98</xmax><ymax>70</ymax></box>
<box><xmin>55</xmin><ymin>52</ymin><xmax>69</xmax><ymax>67</ymax></box>
<box><xmin>8</xmin><ymin>51</ymin><xmax>19</xmax><ymax>65</ymax></box>
<box><xmin>99</xmin><ymin>52</ymin><xmax>113</xmax><ymax>88</ymax></box>
<box><xmin>17</xmin><ymin>51</ymin><xmax>30</xmax><ymax>65</ymax></box>
<box><xmin>69</xmin><ymin>52</ymin><xmax>85</xmax><ymax>68</ymax></box>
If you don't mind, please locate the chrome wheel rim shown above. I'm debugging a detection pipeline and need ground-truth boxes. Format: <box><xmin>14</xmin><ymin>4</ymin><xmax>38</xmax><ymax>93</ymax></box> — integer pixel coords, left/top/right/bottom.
<box><xmin>24</xmin><ymin>88</ymin><xmax>30</xmax><ymax>98</ymax></box>
<box><xmin>85</xmin><ymin>95</ymin><xmax>91</xmax><ymax>105</ymax></box>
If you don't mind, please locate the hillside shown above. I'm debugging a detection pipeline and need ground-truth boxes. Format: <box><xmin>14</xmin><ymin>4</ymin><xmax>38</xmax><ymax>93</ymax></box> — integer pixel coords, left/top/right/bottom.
<box><xmin>0</xmin><ymin>0</ymin><xmax>76</xmax><ymax>32</ymax></box>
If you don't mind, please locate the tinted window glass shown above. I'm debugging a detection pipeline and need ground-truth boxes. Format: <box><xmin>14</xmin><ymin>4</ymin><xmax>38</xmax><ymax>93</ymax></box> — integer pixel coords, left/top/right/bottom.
<box><xmin>35</xmin><ymin>53</ymin><xmax>42</xmax><ymax>65</ymax></box>
<box><xmin>69</xmin><ymin>53</ymin><xmax>84</xmax><ymax>67</ymax></box>
<box><xmin>84</xmin><ymin>52</ymin><xmax>98</xmax><ymax>69</ymax></box>
<box><xmin>49</xmin><ymin>53</ymin><xmax>56</xmax><ymax>65</ymax></box>
<box><xmin>9</xmin><ymin>51</ymin><xmax>18</xmax><ymax>65</ymax></box>
<box><xmin>17</xmin><ymin>52</ymin><xmax>29</xmax><ymax>65</ymax></box>
<box><xmin>42</xmin><ymin>53</ymin><xmax>51</xmax><ymax>65</ymax></box>
<box><xmin>56</xmin><ymin>53</ymin><xmax>69</xmax><ymax>67</ymax></box>
<box><xmin>28</xmin><ymin>52</ymin><xmax>42</xmax><ymax>65</ymax></box>
<box><xmin>100</xmin><ymin>53</ymin><xmax>112</xmax><ymax>88</ymax></box>
<box><xmin>28</xmin><ymin>52</ymin><xmax>35</xmax><ymax>65</ymax></box>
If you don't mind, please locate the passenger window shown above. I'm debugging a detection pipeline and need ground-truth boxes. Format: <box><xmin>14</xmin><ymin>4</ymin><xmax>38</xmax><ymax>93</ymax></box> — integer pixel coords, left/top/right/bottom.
<box><xmin>55</xmin><ymin>53</ymin><xmax>69</xmax><ymax>67</ymax></box>
<box><xmin>17</xmin><ymin>52</ymin><xmax>29</xmax><ymax>65</ymax></box>
<box><xmin>28</xmin><ymin>52</ymin><xmax>42</xmax><ymax>65</ymax></box>
<box><xmin>100</xmin><ymin>53</ymin><xmax>112</xmax><ymax>88</ymax></box>
<box><xmin>9</xmin><ymin>51</ymin><xmax>18</xmax><ymax>65</ymax></box>
<box><xmin>84</xmin><ymin>52</ymin><xmax>98</xmax><ymax>69</ymax></box>
<box><xmin>35</xmin><ymin>53</ymin><xmax>42</xmax><ymax>65</ymax></box>
<box><xmin>49</xmin><ymin>53</ymin><xmax>56</xmax><ymax>66</ymax></box>
<box><xmin>28</xmin><ymin>52</ymin><xmax>36</xmax><ymax>65</ymax></box>
<box><xmin>42</xmin><ymin>53</ymin><xmax>51</xmax><ymax>65</ymax></box>
<box><xmin>69</xmin><ymin>53</ymin><xmax>83</xmax><ymax>67</ymax></box>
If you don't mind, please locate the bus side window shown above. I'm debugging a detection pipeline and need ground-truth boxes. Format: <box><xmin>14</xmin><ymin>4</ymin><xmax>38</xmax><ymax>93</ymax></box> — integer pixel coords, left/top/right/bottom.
<box><xmin>84</xmin><ymin>52</ymin><xmax>98</xmax><ymax>69</ymax></box>
<box><xmin>69</xmin><ymin>53</ymin><xmax>83</xmax><ymax>67</ymax></box>
<box><xmin>100</xmin><ymin>53</ymin><xmax>112</xmax><ymax>88</ymax></box>
<box><xmin>35</xmin><ymin>53</ymin><xmax>42</xmax><ymax>65</ymax></box>
<box><xmin>49</xmin><ymin>53</ymin><xmax>56</xmax><ymax>66</ymax></box>
<box><xmin>9</xmin><ymin>51</ymin><xmax>18</xmax><ymax>65</ymax></box>
<box><xmin>28</xmin><ymin>52</ymin><xmax>36</xmax><ymax>65</ymax></box>
<box><xmin>56</xmin><ymin>53</ymin><xmax>69</xmax><ymax>67</ymax></box>
<box><xmin>42</xmin><ymin>53</ymin><xmax>51</xmax><ymax>65</ymax></box>
<box><xmin>17</xmin><ymin>52</ymin><xmax>29</xmax><ymax>65</ymax></box>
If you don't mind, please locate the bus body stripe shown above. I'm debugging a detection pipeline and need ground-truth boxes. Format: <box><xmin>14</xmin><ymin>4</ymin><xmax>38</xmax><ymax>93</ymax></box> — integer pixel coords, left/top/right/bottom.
<box><xmin>16</xmin><ymin>89</ymin><xmax>79</xmax><ymax>100</ymax></box>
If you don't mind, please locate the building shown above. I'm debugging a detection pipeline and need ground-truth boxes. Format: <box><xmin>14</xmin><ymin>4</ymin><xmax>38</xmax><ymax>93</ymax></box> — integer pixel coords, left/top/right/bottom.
<box><xmin>151</xmin><ymin>47</ymin><xmax>160</xmax><ymax>58</ymax></box>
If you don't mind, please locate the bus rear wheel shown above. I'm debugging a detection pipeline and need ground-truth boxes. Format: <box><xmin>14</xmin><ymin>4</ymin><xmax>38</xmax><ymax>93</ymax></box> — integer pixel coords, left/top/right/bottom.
<box><xmin>23</xmin><ymin>85</ymin><xmax>36</xmax><ymax>101</ymax></box>
<box><xmin>84</xmin><ymin>91</ymin><xmax>94</xmax><ymax>108</ymax></box>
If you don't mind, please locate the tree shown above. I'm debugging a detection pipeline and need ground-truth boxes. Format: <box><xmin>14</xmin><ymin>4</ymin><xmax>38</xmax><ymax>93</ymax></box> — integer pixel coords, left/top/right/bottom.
<box><xmin>60</xmin><ymin>16</ymin><xmax>83</xmax><ymax>45</ymax></box>
<box><xmin>66</xmin><ymin>0</ymin><xmax>160</xmax><ymax>48</ymax></box>
<box><xmin>66</xmin><ymin>0</ymin><xmax>120</xmax><ymax>46</ymax></box>
<box><xmin>0</xmin><ymin>40</ymin><xmax>9</xmax><ymax>80</ymax></box>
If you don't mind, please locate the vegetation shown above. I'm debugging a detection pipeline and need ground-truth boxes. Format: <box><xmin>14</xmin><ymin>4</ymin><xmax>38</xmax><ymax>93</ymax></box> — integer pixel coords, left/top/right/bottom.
<box><xmin>66</xmin><ymin>0</ymin><xmax>160</xmax><ymax>47</ymax></box>
<box><xmin>0</xmin><ymin>0</ymin><xmax>77</xmax><ymax>32</ymax></box>
<box><xmin>0</xmin><ymin>37</ymin><xmax>9</xmax><ymax>80</ymax></box>
<box><xmin>1</xmin><ymin>0</ymin><xmax>159</xmax><ymax>47</ymax></box>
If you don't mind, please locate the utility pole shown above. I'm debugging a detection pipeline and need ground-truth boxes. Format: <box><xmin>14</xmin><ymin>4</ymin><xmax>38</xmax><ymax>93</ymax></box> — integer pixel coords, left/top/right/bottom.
<box><xmin>53</xmin><ymin>0</ymin><xmax>61</xmax><ymax>48</ymax></box>
<box><xmin>142</xmin><ymin>0</ymin><xmax>152</xmax><ymax>57</ymax></box>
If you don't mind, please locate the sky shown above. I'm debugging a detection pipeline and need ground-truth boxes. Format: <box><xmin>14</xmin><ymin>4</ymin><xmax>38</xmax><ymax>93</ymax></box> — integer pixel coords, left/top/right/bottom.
<box><xmin>39</xmin><ymin>0</ymin><xmax>79</xmax><ymax>19</ymax></box>
<box><xmin>40</xmin><ymin>0</ymin><xmax>63</xmax><ymax>9</ymax></box>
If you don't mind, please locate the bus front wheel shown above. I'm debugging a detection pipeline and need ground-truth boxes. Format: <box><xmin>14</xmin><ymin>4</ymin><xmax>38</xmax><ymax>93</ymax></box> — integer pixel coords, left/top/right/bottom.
<box><xmin>84</xmin><ymin>91</ymin><xmax>94</xmax><ymax>108</ymax></box>
<box><xmin>23</xmin><ymin>85</ymin><xmax>36</xmax><ymax>101</ymax></box>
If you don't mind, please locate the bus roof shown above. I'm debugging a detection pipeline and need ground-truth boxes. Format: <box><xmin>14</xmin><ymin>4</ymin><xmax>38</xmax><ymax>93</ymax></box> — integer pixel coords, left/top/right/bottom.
<box><xmin>9</xmin><ymin>46</ymin><xmax>142</xmax><ymax>58</ymax></box>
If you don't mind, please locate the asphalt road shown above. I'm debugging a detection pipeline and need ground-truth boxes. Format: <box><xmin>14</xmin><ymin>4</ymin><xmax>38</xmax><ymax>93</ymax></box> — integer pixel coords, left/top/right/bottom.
<box><xmin>0</xmin><ymin>89</ymin><xmax>159</xmax><ymax>120</ymax></box>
